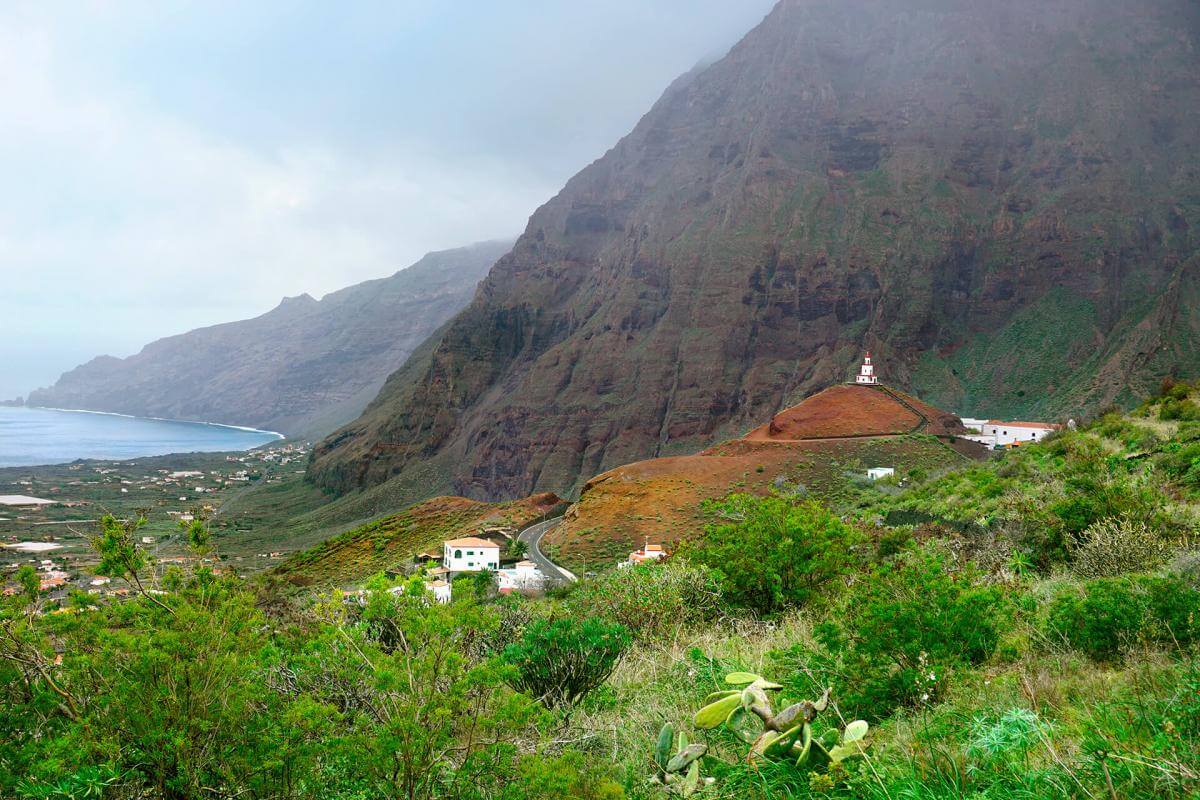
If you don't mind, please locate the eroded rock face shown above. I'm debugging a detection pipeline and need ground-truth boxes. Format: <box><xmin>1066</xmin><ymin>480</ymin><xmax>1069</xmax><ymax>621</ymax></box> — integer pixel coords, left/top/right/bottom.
<box><xmin>310</xmin><ymin>0</ymin><xmax>1200</xmax><ymax>501</ymax></box>
<box><xmin>26</xmin><ymin>242</ymin><xmax>512</xmax><ymax>438</ymax></box>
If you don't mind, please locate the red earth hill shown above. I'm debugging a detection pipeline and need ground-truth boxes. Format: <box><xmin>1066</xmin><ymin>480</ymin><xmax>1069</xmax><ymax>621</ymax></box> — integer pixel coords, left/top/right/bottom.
<box><xmin>542</xmin><ymin>383</ymin><xmax>981</xmax><ymax>573</ymax></box>
<box><xmin>746</xmin><ymin>384</ymin><xmax>968</xmax><ymax>441</ymax></box>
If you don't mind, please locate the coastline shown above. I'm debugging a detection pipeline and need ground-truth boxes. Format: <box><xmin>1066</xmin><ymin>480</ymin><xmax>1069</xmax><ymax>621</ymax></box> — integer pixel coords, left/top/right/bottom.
<box><xmin>27</xmin><ymin>406</ymin><xmax>287</xmax><ymax>441</ymax></box>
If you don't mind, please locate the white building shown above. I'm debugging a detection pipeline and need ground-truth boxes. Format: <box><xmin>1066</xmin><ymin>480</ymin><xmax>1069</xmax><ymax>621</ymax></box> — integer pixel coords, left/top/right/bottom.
<box><xmin>959</xmin><ymin>417</ymin><xmax>988</xmax><ymax>432</ymax></box>
<box><xmin>867</xmin><ymin>467</ymin><xmax>896</xmax><ymax>481</ymax></box>
<box><xmin>854</xmin><ymin>352</ymin><xmax>879</xmax><ymax>385</ymax></box>
<box><xmin>625</xmin><ymin>543</ymin><xmax>668</xmax><ymax>567</ymax></box>
<box><xmin>497</xmin><ymin>561</ymin><xmax>545</xmax><ymax>592</ymax></box>
<box><xmin>960</xmin><ymin>420</ymin><xmax>1062</xmax><ymax>449</ymax></box>
<box><xmin>426</xmin><ymin>579</ymin><xmax>452</xmax><ymax>604</ymax></box>
<box><xmin>983</xmin><ymin>421</ymin><xmax>1060</xmax><ymax>447</ymax></box>
<box><xmin>442</xmin><ymin>537</ymin><xmax>500</xmax><ymax>573</ymax></box>
<box><xmin>378</xmin><ymin>579</ymin><xmax>453</xmax><ymax>605</ymax></box>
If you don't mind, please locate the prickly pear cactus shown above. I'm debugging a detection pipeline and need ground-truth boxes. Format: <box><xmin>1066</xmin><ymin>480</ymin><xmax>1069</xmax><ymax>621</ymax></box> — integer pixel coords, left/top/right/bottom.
<box><xmin>691</xmin><ymin>672</ymin><xmax>870</xmax><ymax>775</ymax></box>
<box><xmin>651</xmin><ymin>722</ymin><xmax>712</xmax><ymax>796</ymax></box>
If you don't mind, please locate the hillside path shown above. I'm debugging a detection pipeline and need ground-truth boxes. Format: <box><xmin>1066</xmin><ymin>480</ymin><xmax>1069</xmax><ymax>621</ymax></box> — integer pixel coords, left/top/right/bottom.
<box><xmin>518</xmin><ymin>517</ymin><xmax>576</xmax><ymax>583</ymax></box>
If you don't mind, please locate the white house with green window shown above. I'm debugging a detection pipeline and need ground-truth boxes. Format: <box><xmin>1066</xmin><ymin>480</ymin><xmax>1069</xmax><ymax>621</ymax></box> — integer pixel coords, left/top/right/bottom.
<box><xmin>443</xmin><ymin>537</ymin><xmax>501</xmax><ymax>573</ymax></box>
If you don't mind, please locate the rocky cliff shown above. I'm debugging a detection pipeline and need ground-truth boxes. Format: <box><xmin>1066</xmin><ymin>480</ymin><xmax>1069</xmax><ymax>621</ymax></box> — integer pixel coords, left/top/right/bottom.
<box><xmin>27</xmin><ymin>241</ymin><xmax>512</xmax><ymax>438</ymax></box>
<box><xmin>310</xmin><ymin>0</ymin><xmax>1200</xmax><ymax>502</ymax></box>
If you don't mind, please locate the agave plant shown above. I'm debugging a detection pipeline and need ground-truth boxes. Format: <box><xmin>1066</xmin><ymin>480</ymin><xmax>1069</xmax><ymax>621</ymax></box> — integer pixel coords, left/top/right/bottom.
<box><xmin>692</xmin><ymin>672</ymin><xmax>869</xmax><ymax>773</ymax></box>
<box><xmin>651</xmin><ymin>722</ymin><xmax>712</xmax><ymax>796</ymax></box>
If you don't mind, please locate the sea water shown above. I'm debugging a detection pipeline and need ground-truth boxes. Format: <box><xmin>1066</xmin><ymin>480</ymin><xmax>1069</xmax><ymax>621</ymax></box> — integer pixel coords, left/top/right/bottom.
<box><xmin>0</xmin><ymin>406</ymin><xmax>283</xmax><ymax>467</ymax></box>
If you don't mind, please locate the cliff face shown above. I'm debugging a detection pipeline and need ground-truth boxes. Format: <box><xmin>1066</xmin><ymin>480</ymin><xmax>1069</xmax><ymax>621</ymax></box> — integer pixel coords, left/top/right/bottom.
<box><xmin>27</xmin><ymin>241</ymin><xmax>512</xmax><ymax>438</ymax></box>
<box><xmin>310</xmin><ymin>0</ymin><xmax>1200</xmax><ymax>501</ymax></box>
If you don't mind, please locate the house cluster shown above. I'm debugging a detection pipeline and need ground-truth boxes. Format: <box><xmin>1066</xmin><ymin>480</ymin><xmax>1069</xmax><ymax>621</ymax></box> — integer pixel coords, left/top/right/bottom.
<box><xmin>440</xmin><ymin>534</ymin><xmax>548</xmax><ymax>593</ymax></box>
<box><xmin>1</xmin><ymin>558</ymin><xmax>74</xmax><ymax>602</ymax></box>
<box><xmin>959</xmin><ymin>418</ymin><xmax>1063</xmax><ymax>449</ymax></box>
<box><xmin>368</xmin><ymin>526</ymin><xmax>553</xmax><ymax>604</ymax></box>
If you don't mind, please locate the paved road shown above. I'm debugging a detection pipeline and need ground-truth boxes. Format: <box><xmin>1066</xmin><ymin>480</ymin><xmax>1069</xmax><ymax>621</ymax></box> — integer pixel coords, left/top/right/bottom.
<box><xmin>517</xmin><ymin>516</ymin><xmax>576</xmax><ymax>583</ymax></box>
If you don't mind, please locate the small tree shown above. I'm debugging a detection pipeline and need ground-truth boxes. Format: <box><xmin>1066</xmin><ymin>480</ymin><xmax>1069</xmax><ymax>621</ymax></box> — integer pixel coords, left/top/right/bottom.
<box><xmin>14</xmin><ymin>565</ymin><xmax>39</xmax><ymax>603</ymax></box>
<box><xmin>92</xmin><ymin>512</ymin><xmax>174</xmax><ymax>615</ymax></box>
<box><xmin>686</xmin><ymin>495</ymin><xmax>862</xmax><ymax>615</ymax></box>
<box><xmin>502</xmin><ymin>617</ymin><xmax>630</xmax><ymax>707</ymax></box>
<box><xmin>505</xmin><ymin>539</ymin><xmax>528</xmax><ymax>561</ymax></box>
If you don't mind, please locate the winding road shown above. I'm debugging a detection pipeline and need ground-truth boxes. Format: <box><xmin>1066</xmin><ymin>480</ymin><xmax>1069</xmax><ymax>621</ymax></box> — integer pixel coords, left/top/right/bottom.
<box><xmin>517</xmin><ymin>516</ymin><xmax>576</xmax><ymax>583</ymax></box>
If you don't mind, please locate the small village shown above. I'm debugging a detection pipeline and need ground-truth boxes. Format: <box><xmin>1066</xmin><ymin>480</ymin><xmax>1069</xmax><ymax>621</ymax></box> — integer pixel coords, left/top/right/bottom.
<box><xmin>0</xmin><ymin>441</ymin><xmax>311</xmax><ymax>604</ymax></box>
<box><xmin>347</xmin><ymin>531</ymin><xmax>672</xmax><ymax>607</ymax></box>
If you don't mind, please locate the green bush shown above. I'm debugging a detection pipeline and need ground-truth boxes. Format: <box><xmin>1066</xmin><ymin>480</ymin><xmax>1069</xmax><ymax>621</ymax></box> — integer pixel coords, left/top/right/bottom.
<box><xmin>1159</xmin><ymin>440</ymin><xmax>1200</xmax><ymax>491</ymax></box>
<box><xmin>502</xmin><ymin>617</ymin><xmax>631</xmax><ymax>707</ymax></box>
<box><xmin>565</xmin><ymin>559</ymin><xmax>722</xmax><ymax>640</ymax></box>
<box><xmin>1070</xmin><ymin>518</ymin><xmax>1171</xmax><ymax>578</ymax></box>
<box><xmin>791</xmin><ymin>545</ymin><xmax>1007</xmax><ymax>720</ymax></box>
<box><xmin>686</xmin><ymin>495</ymin><xmax>863</xmax><ymax>616</ymax></box>
<box><xmin>1044</xmin><ymin>575</ymin><xmax>1200</xmax><ymax>661</ymax></box>
<box><xmin>1160</xmin><ymin>398</ymin><xmax>1200</xmax><ymax>421</ymax></box>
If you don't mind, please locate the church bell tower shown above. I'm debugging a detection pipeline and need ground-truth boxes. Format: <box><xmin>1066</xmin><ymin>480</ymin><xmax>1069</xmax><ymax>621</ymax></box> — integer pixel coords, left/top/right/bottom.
<box><xmin>855</xmin><ymin>352</ymin><xmax>879</xmax><ymax>385</ymax></box>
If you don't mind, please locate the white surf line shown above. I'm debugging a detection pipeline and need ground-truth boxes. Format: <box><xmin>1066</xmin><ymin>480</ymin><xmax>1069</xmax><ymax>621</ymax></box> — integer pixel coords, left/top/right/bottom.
<box><xmin>30</xmin><ymin>407</ymin><xmax>286</xmax><ymax>440</ymax></box>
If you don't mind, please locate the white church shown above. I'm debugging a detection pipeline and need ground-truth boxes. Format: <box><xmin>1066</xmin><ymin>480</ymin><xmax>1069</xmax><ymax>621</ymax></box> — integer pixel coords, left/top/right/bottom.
<box><xmin>855</xmin><ymin>352</ymin><xmax>879</xmax><ymax>385</ymax></box>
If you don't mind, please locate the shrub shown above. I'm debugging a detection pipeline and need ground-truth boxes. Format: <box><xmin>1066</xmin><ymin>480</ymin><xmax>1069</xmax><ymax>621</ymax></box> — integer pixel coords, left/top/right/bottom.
<box><xmin>565</xmin><ymin>559</ymin><xmax>722</xmax><ymax>640</ymax></box>
<box><xmin>1044</xmin><ymin>575</ymin><xmax>1200</xmax><ymax>661</ymax></box>
<box><xmin>967</xmin><ymin>708</ymin><xmax>1049</xmax><ymax>763</ymax></box>
<box><xmin>1159</xmin><ymin>440</ymin><xmax>1200</xmax><ymax>491</ymax></box>
<box><xmin>686</xmin><ymin>495</ymin><xmax>863</xmax><ymax>616</ymax></box>
<box><xmin>1070</xmin><ymin>518</ymin><xmax>1172</xmax><ymax>578</ymax></box>
<box><xmin>786</xmin><ymin>545</ymin><xmax>1007</xmax><ymax>720</ymax></box>
<box><xmin>502</xmin><ymin>617</ymin><xmax>630</xmax><ymax>707</ymax></box>
<box><xmin>1045</xmin><ymin>578</ymin><xmax>1147</xmax><ymax>661</ymax></box>
<box><xmin>1160</xmin><ymin>398</ymin><xmax>1200</xmax><ymax>422</ymax></box>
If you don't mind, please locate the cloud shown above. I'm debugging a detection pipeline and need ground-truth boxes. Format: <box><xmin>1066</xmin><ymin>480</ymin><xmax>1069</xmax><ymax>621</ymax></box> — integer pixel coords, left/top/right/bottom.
<box><xmin>0</xmin><ymin>1</ymin><xmax>776</xmax><ymax>398</ymax></box>
<box><xmin>0</xmin><ymin>17</ymin><xmax>555</xmax><ymax>396</ymax></box>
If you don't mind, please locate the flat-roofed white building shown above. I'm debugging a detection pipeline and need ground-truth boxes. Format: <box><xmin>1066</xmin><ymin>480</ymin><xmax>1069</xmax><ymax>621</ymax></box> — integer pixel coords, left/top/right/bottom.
<box><xmin>498</xmin><ymin>561</ymin><xmax>545</xmax><ymax>592</ymax></box>
<box><xmin>982</xmin><ymin>420</ymin><xmax>1061</xmax><ymax>447</ymax></box>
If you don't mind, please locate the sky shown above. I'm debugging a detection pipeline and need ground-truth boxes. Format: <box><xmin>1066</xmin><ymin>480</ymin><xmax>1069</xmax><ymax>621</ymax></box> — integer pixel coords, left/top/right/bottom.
<box><xmin>0</xmin><ymin>0</ymin><xmax>776</xmax><ymax>400</ymax></box>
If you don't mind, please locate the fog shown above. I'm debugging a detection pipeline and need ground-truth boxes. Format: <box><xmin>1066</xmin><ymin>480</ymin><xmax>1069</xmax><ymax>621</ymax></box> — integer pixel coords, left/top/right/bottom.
<box><xmin>0</xmin><ymin>0</ymin><xmax>775</xmax><ymax>399</ymax></box>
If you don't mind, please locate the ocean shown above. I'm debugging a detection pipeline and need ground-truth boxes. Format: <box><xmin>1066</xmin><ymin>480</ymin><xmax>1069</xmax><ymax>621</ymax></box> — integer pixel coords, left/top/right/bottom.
<box><xmin>0</xmin><ymin>406</ymin><xmax>283</xmax><ymax>468</ymax></box>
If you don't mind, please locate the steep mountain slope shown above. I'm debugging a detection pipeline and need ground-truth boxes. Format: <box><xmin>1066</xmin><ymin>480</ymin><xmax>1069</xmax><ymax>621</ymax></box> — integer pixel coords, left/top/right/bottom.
<box><xmin>27</xmin><ymin>241</ymin><xmax>512</xmax><ymax>438</ymax></box>
<box><xmin>311</xmin><ymin>0</ymin><xmax>1200</xmax><ymax>503</ymax></box>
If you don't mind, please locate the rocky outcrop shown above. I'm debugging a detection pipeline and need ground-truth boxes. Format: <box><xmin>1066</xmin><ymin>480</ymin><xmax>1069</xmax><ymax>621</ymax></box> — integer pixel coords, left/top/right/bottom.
<box><xmin>27</xmin><ymin>241</ymin><xmax>512</xmax><ymax>438</ymax></box>
<box><xmin>310</xmin><ymin>0</ymin><xmax>1200</xmax><ymax>502</ymax></box>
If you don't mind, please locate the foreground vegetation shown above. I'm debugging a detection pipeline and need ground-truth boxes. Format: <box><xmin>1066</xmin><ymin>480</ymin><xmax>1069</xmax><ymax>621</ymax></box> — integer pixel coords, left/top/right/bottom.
<box><xmin>3</xmin><ymin>382</ymin><xmax>1200</xmax><ymax>798</ymax></box>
